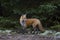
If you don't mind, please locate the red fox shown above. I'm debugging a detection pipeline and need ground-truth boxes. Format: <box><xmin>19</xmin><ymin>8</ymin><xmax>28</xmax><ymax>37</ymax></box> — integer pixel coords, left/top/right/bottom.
<box><xmin>20</xmin><ymin>14</ymin><xmax>45</xmax><ymax>33</ymax></box>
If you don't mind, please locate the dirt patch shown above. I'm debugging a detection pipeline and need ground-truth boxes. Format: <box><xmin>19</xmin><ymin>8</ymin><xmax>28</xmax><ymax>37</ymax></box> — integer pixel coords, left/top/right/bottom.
<box><xmin>0</xmin><ymin>34</ymin><xmax>57</xmax><ymax>40</ymax></box>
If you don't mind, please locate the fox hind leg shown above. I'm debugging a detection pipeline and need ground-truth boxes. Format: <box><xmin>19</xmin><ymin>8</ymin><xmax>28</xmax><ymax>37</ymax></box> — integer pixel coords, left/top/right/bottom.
<box><xmin>32</xmin><ymin>23</ymin><xmax>38</xmax><ymax>34</ymax></box>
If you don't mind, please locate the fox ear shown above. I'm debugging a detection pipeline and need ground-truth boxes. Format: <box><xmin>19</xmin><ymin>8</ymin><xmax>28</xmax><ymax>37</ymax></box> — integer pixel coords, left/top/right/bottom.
<box><xmin>23</xmin><ymin>14</ymin><xmax>26</xmax><ymax>16</ymax></box>
<box><xmin>21</xmin><ymin>14</ymin><xmax>25</xmax><ymax>16</ymax></box>
<box><xmin>25</xmin><ymin>14</ymin><xmax>27</xmax><ymax>16</ymax></box>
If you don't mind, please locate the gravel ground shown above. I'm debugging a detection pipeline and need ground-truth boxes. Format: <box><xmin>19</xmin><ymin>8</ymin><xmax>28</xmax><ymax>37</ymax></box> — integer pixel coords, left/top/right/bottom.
<box><xmin>0</xmin><ymin>33</ymin><xmax>59</xmax><ymax>40</ymax></box>
<box><xmin>0</xmin><ymin>30</ymin><xmax>60</xmax><ymax>40</ymax></box>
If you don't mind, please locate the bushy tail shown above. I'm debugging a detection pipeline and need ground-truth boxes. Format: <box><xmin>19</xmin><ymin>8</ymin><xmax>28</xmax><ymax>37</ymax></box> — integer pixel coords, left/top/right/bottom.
<box><xmin>38</xmin><ymin>23</ymin><xmax>45</xmax><ymax>32</ymax></box>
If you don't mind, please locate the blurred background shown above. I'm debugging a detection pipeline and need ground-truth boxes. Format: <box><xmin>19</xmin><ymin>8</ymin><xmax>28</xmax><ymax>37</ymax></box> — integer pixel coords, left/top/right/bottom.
<box><xmin>0</xmin><ymin>0</ymin><xmax>60</xmax><ymax>32</ymax></box>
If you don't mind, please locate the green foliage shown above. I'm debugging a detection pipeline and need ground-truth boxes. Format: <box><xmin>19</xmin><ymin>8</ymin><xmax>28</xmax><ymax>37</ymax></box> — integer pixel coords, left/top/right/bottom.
<box><xmin>0</xmin><ymin>17</ymin><xmax>21</xmax><ymax>30</ymax></box>
<box><xmin>0</xmin><ymin>0</ymin><xmax>60</xmax><ymax>31</ymax></box>
<box><xmin>50</xmin><ymin>25</ymin><xmax>60</xmax><ymax>31</ymax></box>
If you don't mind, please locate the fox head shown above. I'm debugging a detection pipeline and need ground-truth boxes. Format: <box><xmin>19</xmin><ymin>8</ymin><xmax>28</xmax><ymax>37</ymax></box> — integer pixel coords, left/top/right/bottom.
<box><xmin>20</xmin><ymin>14</ymin><xmax>26</xmax><ymax>20</ymax></box>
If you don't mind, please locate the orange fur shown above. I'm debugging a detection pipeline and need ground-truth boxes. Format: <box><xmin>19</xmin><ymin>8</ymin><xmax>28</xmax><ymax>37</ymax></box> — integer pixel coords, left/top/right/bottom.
<box><xmin>20</xmin><ymin>14</ymin><xmax>45</xmax><ymax>32</ymax></box>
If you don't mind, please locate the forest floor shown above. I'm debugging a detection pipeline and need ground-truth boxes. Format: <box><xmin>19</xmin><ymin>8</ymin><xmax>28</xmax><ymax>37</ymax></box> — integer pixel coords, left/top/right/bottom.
<box><xmin>0</xmin><ymin>33</ymin><xmax>59</xmax><ymax>40</ymax></box>
<box><xmin>0</xmin><ymin>30</ymin><xmax>60</xmax><ymax>40</ymax></box>
<box><xmin>0</xmin><ymin>34</ymin><xmax>53</xmax><ymax>40</ymax></box>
